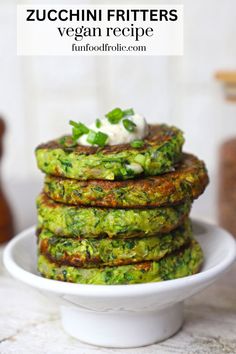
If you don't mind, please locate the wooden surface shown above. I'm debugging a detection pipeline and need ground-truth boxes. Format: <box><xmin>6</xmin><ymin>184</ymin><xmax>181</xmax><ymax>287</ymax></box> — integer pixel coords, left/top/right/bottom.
<box><xmin>0</xmin><ymin>248</ymin><xmax>236</xmax><ymax>354</ymax></box>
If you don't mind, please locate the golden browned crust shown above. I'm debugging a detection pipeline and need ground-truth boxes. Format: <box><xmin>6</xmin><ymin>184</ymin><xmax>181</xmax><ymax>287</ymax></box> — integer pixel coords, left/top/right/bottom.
<box><xmin>44</xmin><ymin>153</ymin><xmax>209</xmax><ymax>208</ymax></box>
<box><xmin>36</xmin><ymin>124</ymin><xmax>178</xmax><ymax>154</ymax></box>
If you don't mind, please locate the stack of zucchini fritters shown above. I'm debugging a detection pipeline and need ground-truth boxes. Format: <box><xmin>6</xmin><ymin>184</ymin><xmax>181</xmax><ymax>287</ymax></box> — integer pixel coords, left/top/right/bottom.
<box><xmin>35</xmin><ymin>123</ymin><xmax>209</xmax><ymax>285</ymax></box>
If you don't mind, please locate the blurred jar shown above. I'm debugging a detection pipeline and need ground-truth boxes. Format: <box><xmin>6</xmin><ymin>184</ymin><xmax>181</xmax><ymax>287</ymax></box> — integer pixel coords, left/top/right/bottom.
<box><xmin>218</xmin><ymin>138</ymin><xmax>236</xmax><ymax>237</ymax></box>
<box><xmin>0</xmin><ymin>118</ymin><xmax>14</xmax><ymax>244</ymax></box>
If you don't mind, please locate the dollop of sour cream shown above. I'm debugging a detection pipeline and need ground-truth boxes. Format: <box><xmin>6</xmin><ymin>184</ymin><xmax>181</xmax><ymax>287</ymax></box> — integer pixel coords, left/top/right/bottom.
<box><xmin>78</xmin><ymin>113</ymin><xmax>149</xmax><ymax>146</ymax></box>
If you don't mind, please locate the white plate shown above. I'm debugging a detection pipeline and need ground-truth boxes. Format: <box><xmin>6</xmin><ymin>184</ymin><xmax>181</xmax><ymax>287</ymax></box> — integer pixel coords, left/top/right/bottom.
<box><xmin>3</xmin><ymin>220</ymin><xmax>236</xmax><ymax>348</ymax></box>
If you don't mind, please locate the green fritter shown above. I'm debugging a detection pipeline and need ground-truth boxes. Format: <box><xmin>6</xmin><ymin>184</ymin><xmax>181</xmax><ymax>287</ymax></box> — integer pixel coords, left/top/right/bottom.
<box><xmin>38</xmin><ymin>239</ymin><xmax>203</xmax><ymax>285</ymax></box>
<box><xmin>37</xmin><ymin>193</ymin><xmax>191</xmax><ymax>238</ymax></box>
<box><xmin>38</xmin><ymin>220</ymin><xmax>192</xmax><ymax>267</ymax></box>
<box><xmin>44</xmin><ymin>153</ymin><xmax>209</xmax><ymax>208</ymax></box>
<box><xmin>35</xmin><ymin>125</ymin><xmax>184</xmax><ymax>181</ymax></box>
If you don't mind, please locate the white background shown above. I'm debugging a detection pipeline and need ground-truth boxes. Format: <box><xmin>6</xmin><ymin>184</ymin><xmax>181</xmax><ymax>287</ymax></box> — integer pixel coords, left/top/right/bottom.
<box><xmin>0</xmin><ymin>0</ymin><xmax>236</xmax><ymax>231</ymax></box>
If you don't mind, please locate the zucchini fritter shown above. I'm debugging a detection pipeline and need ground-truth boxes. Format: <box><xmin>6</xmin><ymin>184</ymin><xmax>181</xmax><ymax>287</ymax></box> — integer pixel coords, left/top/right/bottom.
<box><xmin>35</xmin><ymin>125</ymin><xmax>184</xmax><ymax>181</ymax></box>
<box><xmin>38</xmin><ymin>239</ymin><xmax>203</xmax><ymax>285</ymax></box>
<box><xmin>44</xmin><ymin>153</ymin><xmax>208</xmax><ymax>208</ymax></box>
<box><xmin>38</xmin><ymin>220</ymin><xmax>192</xmax><ymax>267</ymax></box>
<box><xmin>37</xmin><ymin>193</ymin><xmax>191</xmax><ymax>238</ymax></box>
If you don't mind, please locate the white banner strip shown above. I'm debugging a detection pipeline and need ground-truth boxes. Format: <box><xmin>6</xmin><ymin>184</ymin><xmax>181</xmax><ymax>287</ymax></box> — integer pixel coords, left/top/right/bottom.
<box><xmin>17</xmin><ymin>5</ymin><xmax>184</xmax><ymax>56</ymax></box>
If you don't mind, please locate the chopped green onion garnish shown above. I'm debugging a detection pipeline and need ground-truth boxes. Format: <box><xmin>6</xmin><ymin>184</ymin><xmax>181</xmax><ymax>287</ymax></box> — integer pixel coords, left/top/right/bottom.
<box><xmin>69</xmin><ymin>121</ymin><xmax>88</xmax><ymax>133</ymax></box>
<box><xmin>59</xmin><ymin>136</ymin><xmax>67</xmax><ymax>145</ymax></box>
<box><xmin>123</xmin><ymin>108</ymin><xmax>134</xmax><ymax>116</ymax></box>
<box><xmin>96</xmin><ymin>118</ymin><xmax>102</xmax><ymax>128</ymax></box>
<box><xmin>105</xmin><ymin>108</ymin><xmax>135</xmax><ymax>124</ymax></box>
<box><xmin>87</xmin><ymin>130</ymin><xmax>108</xmax><ymax>147</ymax></box>
<box><xmin>130</xmin><ymin>139</ymin><xmax>144</xmax><ymax>148</ymax></box>
<box><xmin>69</xmin><ymin>120</ymin><xmax>89</xmax><ymax>140</ymax></box>
<box><xmin>123</xmin><ymin>119</ymin><xmax>136</xmax><ymax>132</ymax></box>
<box><xmin>105</xmin><ymin>108</ymin><xmax>124</xmax><ymax>124</ymax></box>
<box><xmin>69</xmin><ymin>120</ymin><xmax>78</xmax><ymax>128</ymax></box>
<box><xmin>86</xmin><ymin>130</ymin><xmax>96</xmax><ymax>144</ymax></box>
<box><xmin>59</xmin><ymin>136</ymin><xmax>77</xmax><ymax>147</ymax></box>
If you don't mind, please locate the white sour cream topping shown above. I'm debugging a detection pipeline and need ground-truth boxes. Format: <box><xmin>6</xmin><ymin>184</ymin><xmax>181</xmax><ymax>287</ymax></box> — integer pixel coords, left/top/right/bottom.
<box><xmin>125</xmin><ymin>162</ymin><xmax>144</xmax><ymax>173</ymax></box>
<box><xmin>78</xmin><ymin>113</ymin><xmax>149</xmax><ymax>146</ymax></box>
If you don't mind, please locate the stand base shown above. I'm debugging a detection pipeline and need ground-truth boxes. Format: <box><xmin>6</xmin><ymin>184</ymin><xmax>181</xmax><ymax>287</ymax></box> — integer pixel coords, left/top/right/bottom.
<box><xmin>61</xmin><ymin>302</ymin><xmax>184</xmax><ymax>348</ymax></box>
